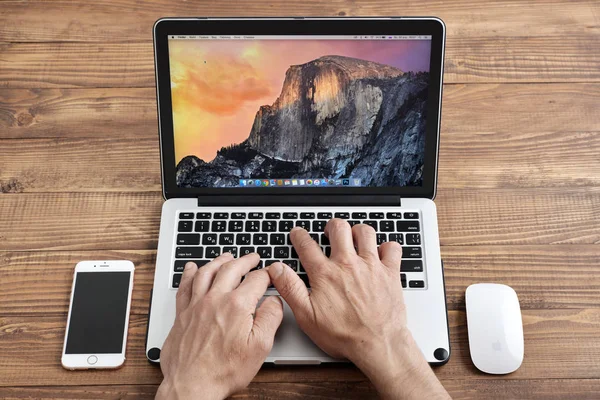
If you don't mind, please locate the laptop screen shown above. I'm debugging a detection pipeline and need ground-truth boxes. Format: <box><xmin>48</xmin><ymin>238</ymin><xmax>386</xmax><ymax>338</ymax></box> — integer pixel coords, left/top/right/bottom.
<box><xmin>168</xmin><ymin>35</ymin><xmax>432</xmax><ymax>189</ymax></box>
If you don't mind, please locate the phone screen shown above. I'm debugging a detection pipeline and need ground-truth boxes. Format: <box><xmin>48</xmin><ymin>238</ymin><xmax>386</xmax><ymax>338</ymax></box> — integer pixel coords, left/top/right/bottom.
<box><xmin>65</xmin><ymin>271</ymin><xmax>131</xmax><ymax>354</ymax></box>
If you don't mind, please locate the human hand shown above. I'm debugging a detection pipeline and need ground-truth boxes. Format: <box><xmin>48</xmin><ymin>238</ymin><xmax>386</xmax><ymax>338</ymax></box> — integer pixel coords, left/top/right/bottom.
<box><xmin>156</xmin><ymin>253</ymin><xmax>283</xmax><ymax>400</ymax></box>
<box><xmin>268</xmin><ymin>220</ymin><xmax>449</xmax><ymax>399</ymax></box>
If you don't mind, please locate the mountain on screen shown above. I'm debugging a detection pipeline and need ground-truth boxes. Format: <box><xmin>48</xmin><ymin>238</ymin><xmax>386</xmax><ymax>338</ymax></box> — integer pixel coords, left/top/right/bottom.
<box><xmin>176</xmin><ymin>55</ymin><xmax>428</xmax><ymax>187</ymax></box>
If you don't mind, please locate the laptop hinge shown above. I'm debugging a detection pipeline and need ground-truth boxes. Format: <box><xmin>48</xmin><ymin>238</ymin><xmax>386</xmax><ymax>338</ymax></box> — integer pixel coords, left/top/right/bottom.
<box><xmin>197</xmin><ymin>195</ymin><xmax>401</xmax><ymax>207</ymax></box>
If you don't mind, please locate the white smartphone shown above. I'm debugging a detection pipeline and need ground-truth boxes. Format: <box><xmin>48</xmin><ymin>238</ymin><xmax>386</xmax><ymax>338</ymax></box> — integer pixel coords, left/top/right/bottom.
<box><xmin>61</xmin><ymin>260</ymin><xmax>135</xmax><ymax>370</ymax></box>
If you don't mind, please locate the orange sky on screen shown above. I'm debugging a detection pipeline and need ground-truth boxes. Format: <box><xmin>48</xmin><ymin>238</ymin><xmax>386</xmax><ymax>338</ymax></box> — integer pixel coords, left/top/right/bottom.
<box><xmin>169</xmin><ymin>39</ymin><xmax>430</xmax><ymax>164</ymax></box>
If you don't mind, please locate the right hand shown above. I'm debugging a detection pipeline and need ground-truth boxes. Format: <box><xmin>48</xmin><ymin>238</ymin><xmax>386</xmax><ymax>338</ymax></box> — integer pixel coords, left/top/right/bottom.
<box><xmin>268</xmin><ymin>219</ymin><xmax>450</xmax><ymax>399</ymax></box>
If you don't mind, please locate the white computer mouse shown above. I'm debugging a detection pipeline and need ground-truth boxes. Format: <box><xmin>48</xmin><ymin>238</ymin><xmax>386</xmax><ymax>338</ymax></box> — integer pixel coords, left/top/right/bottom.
<box><xmin>466</xmin><ymin>283</ymin><xmax>524</xmax><ymax>374</ymax></box>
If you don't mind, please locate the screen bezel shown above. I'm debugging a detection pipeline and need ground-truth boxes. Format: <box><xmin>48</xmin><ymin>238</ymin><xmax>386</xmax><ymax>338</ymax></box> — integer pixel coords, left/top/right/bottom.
<box><xmin>61</xmin><ymin>260</ymin><xmax>134</xmax><ymax>369</ymax></box>
<box><xmin>154</xmin><ymin>17</ymin><xmax>445</xmax><ymax>200</ymax></box>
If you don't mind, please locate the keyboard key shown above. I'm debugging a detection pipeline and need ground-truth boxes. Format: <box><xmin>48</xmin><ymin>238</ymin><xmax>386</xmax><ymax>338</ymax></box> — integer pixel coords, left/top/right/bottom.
<box><xmin>318</xmin><ymin>212</ymin><xmax>332</xmax><ymax>219</ymax></box>
<box><xmin>312</xmin><ymin>220</ymin><xmax>326</xmax><ymax>232</ymax></box>
<box><xmin>270</xmin><ymin>233</ymin><xmax>285</xmax><ymax>245</ymax></box>
<box><xmin>176</xmin><ymin>247</ymin><xmax>204</xmax><ymax>258</ymax></box>
<box><xmin>219</xmin><ymin>234</ymin><xmax>234</xmax><ymax>245</ymax></box>
<box><xmin>321</xmin><ymin>234</ymin><xmax>330</xmax><ymax>245</ymax></box>
<box><xmin>195</xmin><ymin>220</ymin><xmax>209</xmax><ymax>232</ymax></box>
<box><xmin>248</xmin><ymin>212</ymin><xmax>263</xmax><ymax>219</ymax></box>
<box><xmin>214</xmin><ymin>212</ymin><xmax>229</xmax><ymax>219</ymax></box>
<box><xmin>264</xmin><ymin>259</ymin><xmax>278</xmax><ymax>266</ymax></box>
<box><xmin>401</xmin><ymin>260</ymin><xmax>423</xmax><ymax>272</ymax></box>
<box><xmin>253</xmin><ymin>234</ymin><xmax>268</xmax><ymax>245</ymax></box>
<box><xmin>284</xmin><ymin>259</ymin><xmax>298</xmax><ymax>271</ymax></box>
<box><xmin>283</xmin><ymin>212</ymin><xmax>298</xmax><ymax>219</ymax></box>
<box><xmin>406</xmin><ymin>233</ymin><xmax>421</xmax><ymax>245</ymax></box>
<box><xmin>179</xmin><ymin>212</ymin><xmax>194</xmax><ymax>219</ymax></box>
<box><xmin>212</xmin><ymin>220</ymin><xmax>227</xmax><ymax>232</ymax></box>
<box><xmin>174</xmin><ymin>259</ymin><xmax>207</xmax><ymax>272</ymax></box>
<box><xmin>206</xmin><ymin>247</ymin><xmax>221</xmax><ymax>258</ymax></box>
<box><xmin>291</xmin><ymin>247</ymin><xmax>299</xmax><ymax>259</ymax></box>
<box><xmin>231</xmin><ymin>212</ymin><xmax>246</xmax><ymax>219</ymax></box>
<box><xmin>376</xmin><ymin>233</ymin><xmax>387</xmax><ymax>245</ymax></box>
<box><xmin>172</xmin><ymin>273</ymin><xmax>182</xmax><ymax>288</ymax></box>
<box><xmin>229</xmin><ymin>220</ymin><xmax>244</xmax><ymax>232</ymax></box>
<box><xmin>222</xmin><ymin>247</ymin><xmax>238</xmax><ymax>257</ymax></box>
<box><xmin>348</xmin><ymin>220</ymin><xmax>360</xmax><ymax>227</ymax></box>
<box><xmin>404</xmin><ymin>212</ymin><xmax>419</xmax><ymax>219</ymax></box>
<box><xmin>402</xmin><ymin>247</ymin><xmax>422</xmax><ymax>258</ymax></box>
<box><xmin>279</xmin><ymin>220</ymin><xmax>294</xmax><ymax>231</ymax></box>
<box><xmin>363</xmin><ymin>220</ymin><xmax>378</xmax><ymax>230</ymax></box>
<box><xmin>300</xmin><ymin>212</ymin><xmax>315</xmax><ymax>219</ymax></box>
<box><xmin>324</xmin><ymin>247</ymin><xmax>332</xmax><ymax>257</ymax></box>
<box><xmin>237</xmin><ymin>233</ymin><xmax>251</xmax><ymax>245</ymax></box>
<box><xmin>409</xmin><ymin>280</ymin><xmax>425</xmax><ymax>288</ymax></box>
<box><xmin>245</xmin><ymin>220</ymin><xmax>260</xmax><ymax>232</ymax></box>
<box><xmin>266</xmin><ymin>212</ymin><xmax>280</xmax><ymax>219</ymax></box>
<box><xmin>352</xmin><ymin>212</ymin><xmax>367</xmax><ymax>219</ymax></box>
<box><xmin>380</xmin><ymin>220</ymin><xmax>395</xmax><ymax>232</ymax></box>
<box><xmin>178</xmin><ymin>221</ymin><xmax>193</xmax><ymax>232</ymax></box>
<box><xmin>401</xmin><ymin>273</ymin><xmax>407</xmax><ymax>288</ymax></box>
<box><xmin>397</xmin><ymin>221</ymin><xmax>420</xmax><ymax>232</ymax></box>
<box><xmin>309</xmin><ymin>233</ymin><xmax>319</xmax><ymax>242</ymax></box>
<box><xmin>387</xmin><ymin>212</ymin><xmax>403</xmax><ymax>219</ymax></box>
<box><xmin>274</xmin><ymin>247</ymin><xmax>289</xmax><ymax>258</ymax></box>
<box><xmin>202</xmin><ymin>234</ymin><xmax>217</xmax><ymax>245</ymax></box>
<box><xmin>298</xmin><ymin>261</ymin><xmax>305</xmax><ymax>272</ymax></box>
<box><xmin>262</xmin><ymin>220</ymin><xmax>277</xmax><ymax>232</ymax></box>
<box><xmin>389</xmin><ymin>233</ymin><xmax>404</xmax><ymax>245</ymax></box>
<box><xmin>177</xmin><ymin>234</ymin><xmax>200</xmax><ymax>245</ymax></box>
<box><xmin>257</xmin><ymin>247</ymin><xmax>272</xmax><ymax>258</ymax></box>
<box><xmin>240</xmin><ymin>247</ymin><xmax>255</xmax><ymax>256</ymax></box>
<box><xmin>299</xmin><ymin>274</ymin><xmax>310</xmax><ymax>287</ymax></box>
<box><xmin>296</xmin><ymin>220</ymin><xmax>311</xmax><ymax>230</ymax></box>
<box><xmin>369</xmin><ymin>212</ymin><xmax>384</xmax><ymax>219</ymax></box>
<box><xmin>196</xmin><ymin>212</ymin><xmax>211</xmax><ymax>219</ymax></box>
<box><xmin>334</xmin><ymin>212</ymin><xmax>350</xmax><ymax>219</ymax></box>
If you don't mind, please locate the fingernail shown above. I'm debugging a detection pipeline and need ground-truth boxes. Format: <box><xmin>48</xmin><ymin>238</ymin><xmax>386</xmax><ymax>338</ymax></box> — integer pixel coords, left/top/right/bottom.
<box><xmin>184</xmin><ymin>262</ymin><xmax>196</xmax><ymax>270</ymax></box>
<box><xmin>268</xmin><ymin>262</ymin><xmax>284</xmax><ymax>278</ymax></box>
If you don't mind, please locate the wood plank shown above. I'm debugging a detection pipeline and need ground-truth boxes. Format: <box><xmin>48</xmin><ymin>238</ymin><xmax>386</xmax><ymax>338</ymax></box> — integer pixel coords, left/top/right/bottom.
<box><xmin>1</xmin><ymin>308</ymin><xmax>600</xmax><ymax>387</ymax></box>
<box><xmin>2</xmin><ymin>380</ymin><xmax>600</xmax><ymax>400</ymax></box>
<box><xmin>0</xmin><ymin>36</ymin><xmax>598</xmax><ymax>88</ymax></box>
<box><xmin>0</xmin><ymin>0</ymin><xmax>597</xmax><ymax>42</ymax></box>
<box><xmin>1</xmin><ymin>246</ymin><xmax>598</xmax><ymax>316</ymax></box>
<box><xmin>1</xmin><ymin>85</ymin><xmax>599</xmax><ymax>192</ymax></box>
<box><xmin>0</xmin><ymin>189</ymin><xmax>598</xmax><ymax>251</ymax></box>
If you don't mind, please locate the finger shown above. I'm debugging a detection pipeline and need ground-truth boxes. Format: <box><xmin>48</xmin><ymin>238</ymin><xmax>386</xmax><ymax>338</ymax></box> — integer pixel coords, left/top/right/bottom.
<box><xmin>175</xmin><ymin>262</ymin><xmax>198</xmax><ymax>316</ymax></box>
<box><xmin>236</xmin><ymin>268</ymin><xmax>271</xmax><ymax>305</ymax></box>
<box><xmin>267</xmin><ymin>262</ymin><xmax>312</xmax><ymax>323</ymax></box>
<box><xmin>192</xmin><ymin>252</ymin><xmax>234</xmax><ymax>300</ymax></box>
<box><xmin>210</xmin><ymin>253</ymin><xmax>261</xmax><ymax>293</ymax></box>
<box><xmin>324</xmin><ymin>218</ymin><xmax>356</xmax><ymax>260</ymax></box>
<box><xmin>352</xmin><ymin>223</ymin><xmax>379</xmax><ymax>260</ymax></box>
<box><xmin>250</xmin><ymin>296</ymin><xmax>284</xmax><ymax>352</ymax></box>
<box><xmin>378</xmin><ymin>241</ymin><xmax>403</xmax><ymax>271</ymax></box>
<box><xmin>290</xmin><ymin>227</ymin><xmax>328</xmax><ymax>271</ymax></box>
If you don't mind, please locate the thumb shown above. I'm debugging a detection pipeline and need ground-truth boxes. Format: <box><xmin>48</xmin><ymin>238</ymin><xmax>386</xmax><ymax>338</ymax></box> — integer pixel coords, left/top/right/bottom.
<box><xmin>252</xmin><ymin>295</ymin><xmax>284</xmax><ymax>349</ymax></box>
<box><xmin>267</xmin><ymin>262</ymin><xmax>312</xmax><ymax>323</ymax></box>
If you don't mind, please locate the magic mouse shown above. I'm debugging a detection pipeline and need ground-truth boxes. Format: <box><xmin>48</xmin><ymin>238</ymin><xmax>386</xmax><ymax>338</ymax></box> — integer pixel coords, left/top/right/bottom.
<box><xmin>466</xmin><ymin>283</ymin><xmax>524</xmax><ymax>374</ymax></box>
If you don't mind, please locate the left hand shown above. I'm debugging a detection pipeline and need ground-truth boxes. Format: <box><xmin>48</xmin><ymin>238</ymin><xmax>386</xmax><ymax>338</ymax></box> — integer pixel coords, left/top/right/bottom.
<box><xmin>156</xmin><ymin>253</ymin><xmax>284</xmax><ymax>400</ymax></box>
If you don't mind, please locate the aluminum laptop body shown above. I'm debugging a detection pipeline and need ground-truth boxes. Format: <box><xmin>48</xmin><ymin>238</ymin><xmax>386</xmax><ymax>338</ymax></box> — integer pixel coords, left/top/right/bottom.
<box><xmin>146</xmin><ymin>17</ymin><xmax>450</xmax><ymax>365</ymax></box>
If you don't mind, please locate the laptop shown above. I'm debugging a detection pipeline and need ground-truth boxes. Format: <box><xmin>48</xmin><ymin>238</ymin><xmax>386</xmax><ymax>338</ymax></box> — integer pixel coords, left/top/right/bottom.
<box><xmin>146</xmin><ymin>17</ymin><xmax>450</xmax><ymax>365</ymax></box>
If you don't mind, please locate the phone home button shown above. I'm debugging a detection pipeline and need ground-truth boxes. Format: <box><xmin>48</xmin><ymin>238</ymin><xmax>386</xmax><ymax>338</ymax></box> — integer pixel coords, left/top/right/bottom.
<box><xmin>87</xmin><ymin>355</ymin><xmax>98</xmax><ymax>365</ymax></box>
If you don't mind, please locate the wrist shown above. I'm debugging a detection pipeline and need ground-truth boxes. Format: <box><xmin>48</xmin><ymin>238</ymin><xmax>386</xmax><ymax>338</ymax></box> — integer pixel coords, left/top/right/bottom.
<box><xmin>156</xmin><ymin>377</ymin><xmax>228</xmax><ymax>400</ymax></box>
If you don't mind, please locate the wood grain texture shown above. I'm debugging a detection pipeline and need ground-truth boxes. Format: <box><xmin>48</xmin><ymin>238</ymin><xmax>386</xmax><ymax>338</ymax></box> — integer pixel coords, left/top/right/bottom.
<box><xmin>1</xmin><ymin>308</ymin><xmax>600</xmax><ymax>387</ymax></box>
<box><xmin>1</xmin><ymin>37</ymin><xmax>599</xmax><ymax>88</ymax></box>
<box><xmin>1</xmin><ymin>246</ymin><xmax>598</xmax><ymax>317</ymax></box>
<box><xmin>1</xmin><ymin>84</ymin><xmax>599</xmax><ymax>192</ymax></box>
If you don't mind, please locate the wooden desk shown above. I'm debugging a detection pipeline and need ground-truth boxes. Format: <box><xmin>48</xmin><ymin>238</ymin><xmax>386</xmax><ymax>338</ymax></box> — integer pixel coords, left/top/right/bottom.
<box><xmin>0</xmin><ymin>1</ymin><xmax>598</xmax><ymax>398</ymax></box>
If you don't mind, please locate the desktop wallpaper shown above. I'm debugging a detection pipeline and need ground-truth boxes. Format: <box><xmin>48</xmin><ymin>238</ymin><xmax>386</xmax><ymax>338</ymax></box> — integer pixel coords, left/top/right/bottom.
<box><xmin>169</xmin><ymin>39</ymin><xmax>431</xmax><ymax>188</ymax></box>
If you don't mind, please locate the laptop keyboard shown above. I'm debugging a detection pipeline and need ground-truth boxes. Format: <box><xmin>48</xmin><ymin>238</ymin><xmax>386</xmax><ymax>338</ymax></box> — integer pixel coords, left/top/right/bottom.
<box><xmin>172</xmin><ymin>210</ymin><xmax>426</xmax><ymax>290</ymax></box>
